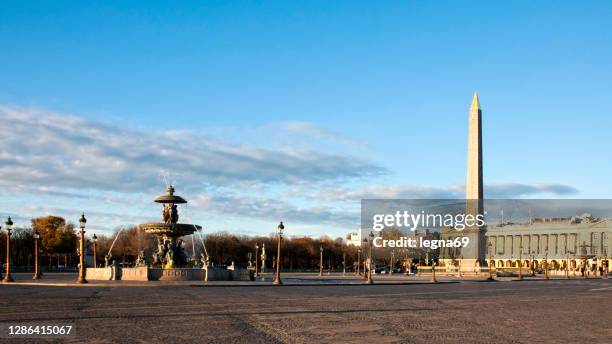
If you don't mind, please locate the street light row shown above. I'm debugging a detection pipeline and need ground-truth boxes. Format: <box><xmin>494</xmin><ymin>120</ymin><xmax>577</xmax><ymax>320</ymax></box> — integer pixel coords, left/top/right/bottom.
<box><xmin>1</xmin><ymin>214</ymin><xmax>89</xmax><ymax>284</ymax></box>
<box><xmin>8</xmin><ymin>221</ymin><xmax>566</xmax><ymax>285</ymax></box>
<box><xmin>275</xmin><ymin>230</ymin><xmax>377</xmax><ymax>284</ymax></box>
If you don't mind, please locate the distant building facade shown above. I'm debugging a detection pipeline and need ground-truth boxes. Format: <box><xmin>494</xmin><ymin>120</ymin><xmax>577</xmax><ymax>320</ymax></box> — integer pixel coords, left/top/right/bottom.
<box><xmin>346</xmin><ymin>231</ymin><xmax>362</xmax><ymax>247</ymax></box>
<box><xmin>441</xmin><ymin>214</ymin><xmax>611</xmax><ymax>273</ymax></box>
<box><xmin>486</xmin><ymin>215</ymin><xmax>611</xmax><ymax>271</ymax></box>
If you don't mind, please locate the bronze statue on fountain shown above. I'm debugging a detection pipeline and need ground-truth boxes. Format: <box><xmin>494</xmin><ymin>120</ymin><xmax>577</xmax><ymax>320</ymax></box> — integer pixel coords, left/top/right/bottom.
<box><xmin>140</xmin><ymin>186</ymin><xmax>201</xmax><ymax>268</ymax></box>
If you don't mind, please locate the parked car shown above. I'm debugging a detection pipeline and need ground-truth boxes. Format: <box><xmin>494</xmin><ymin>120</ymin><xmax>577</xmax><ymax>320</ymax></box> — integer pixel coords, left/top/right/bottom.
<box><xmin>374</xmin><ymin>264</ymin><xmax>388</xmax><ymax>274</ymax></box>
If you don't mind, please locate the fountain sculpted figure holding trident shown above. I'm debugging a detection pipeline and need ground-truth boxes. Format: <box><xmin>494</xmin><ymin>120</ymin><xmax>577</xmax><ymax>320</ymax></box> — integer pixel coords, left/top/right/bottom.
<box><xmin>170</xmin><ymin>204</ymin><xmax>179</xmax><ymax>224</ymax></box>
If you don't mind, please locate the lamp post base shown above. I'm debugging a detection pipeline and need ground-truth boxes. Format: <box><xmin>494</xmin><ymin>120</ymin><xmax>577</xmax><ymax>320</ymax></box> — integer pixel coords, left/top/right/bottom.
<box><xmin>33</xmin><ymin>273</ymin><xmax>42</xmax><ymax>280</ymax></box>
<box><xmin>3</xmin><ymin>275</ymin><xmax>14</xmax><ymax>283</ymax></box>
<box><xmin>273</xmin><ymin>278</ymin><xmax>282</xmax><ymax>285</ymax></box>
<box><xmin>76</xmin><ymin>277</ymin><xmax>88</xmax><ymax>284</ymax></box>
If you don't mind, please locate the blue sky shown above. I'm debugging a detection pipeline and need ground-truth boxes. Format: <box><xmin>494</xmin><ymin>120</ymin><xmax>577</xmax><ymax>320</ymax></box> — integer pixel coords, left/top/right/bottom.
<box><xmin>1</xmin><ymin>1</ymin><xmax>611</xmax><ymax>237</ymax></box>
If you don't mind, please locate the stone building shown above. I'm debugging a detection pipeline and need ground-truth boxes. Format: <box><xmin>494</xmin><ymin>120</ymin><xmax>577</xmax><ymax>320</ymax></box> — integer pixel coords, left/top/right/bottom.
<box><xmin>346</xmin><ymin>231</ymin><xmax>362</xmax><ymax>247</ymax></box>
<box><xmin>486</xmin><ymin>214</ymin><xmax>611</xmax><ymax>272</ymax></box>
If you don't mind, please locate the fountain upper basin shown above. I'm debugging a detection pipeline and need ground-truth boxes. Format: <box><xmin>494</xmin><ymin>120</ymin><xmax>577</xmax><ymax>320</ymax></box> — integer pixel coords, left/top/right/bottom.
<box><xmin>140</xmin><ymin>222</ymin><xmax>201</xmax><ymax>238</ymax></box>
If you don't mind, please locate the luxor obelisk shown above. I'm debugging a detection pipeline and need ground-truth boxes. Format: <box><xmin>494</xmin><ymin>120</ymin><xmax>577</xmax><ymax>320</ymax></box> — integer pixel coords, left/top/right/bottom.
<box><xmin>466</xmin><ymin>92</ymin><xmax>483</xmax><ymax>213</ymax></box>
<box><xmin>462</xmin><ymin>92</ymin><xmax>487</xmax><ymax>271</ymax></box>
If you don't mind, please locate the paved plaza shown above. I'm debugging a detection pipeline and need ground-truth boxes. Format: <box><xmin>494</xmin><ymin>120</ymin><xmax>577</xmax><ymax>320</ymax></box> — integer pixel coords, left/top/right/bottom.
<box><xmin>0</xmin><ymin>273</ymin><xmax>610</xmax><ymax>343</ymax></box>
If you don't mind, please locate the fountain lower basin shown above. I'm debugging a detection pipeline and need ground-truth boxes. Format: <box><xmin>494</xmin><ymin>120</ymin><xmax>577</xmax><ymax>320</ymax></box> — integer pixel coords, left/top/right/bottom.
<box><xmin>85</xmin><ymin>266</ymin><xmax>252</xmax><ymax>281</ymax></box>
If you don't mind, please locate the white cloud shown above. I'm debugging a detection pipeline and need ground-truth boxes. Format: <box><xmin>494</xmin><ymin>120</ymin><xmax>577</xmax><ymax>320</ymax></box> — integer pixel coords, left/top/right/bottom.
<box><xmin>0</xmin><ymin>106</ymin><xmax>379</xmax><ymax>233</ymax></box>
<box><xmin>0</xmin><ymin>106</ymin><xmax>385</xmax><ymax>195</ymax></box>
<box><xmin>305</xmin><ymin>182</ymin><xmax>578</xmax><ymax>201</ymax></box>
<box><xmin>486</xmin><ymin>183</ymin><xmax>578</xmax><ymax>198</ymax></box>
<box><xmin>279</xmin><ymin>121</ymin><xmax>366</xmax><ymax>147</ymax></box>
<box><xmin>189</xmin><ymin>191</ymin><xmax>357</xmax><ymax>228</ymax></box>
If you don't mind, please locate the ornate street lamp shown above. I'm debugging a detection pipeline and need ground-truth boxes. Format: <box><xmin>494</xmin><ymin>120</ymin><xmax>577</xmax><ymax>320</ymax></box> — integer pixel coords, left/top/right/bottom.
<box><xmin>273</xmin><ymin>221</ymin><xmax>284</xmax><ymax>285</ymax></box>
<box><xmin>529</xmin><ymin>250</ymin><xmax>535</xmax><ymax>277</ymax></box>
<box><xmin>356</xmin><ymin>248</ymin><xmax>361</xmax><ymax>276</ymax></box>
<box><xmin>603</xmin><ymin>249</ymin><xmax>608</xmax><ymax>279</ymax></box>
<box><xmin>92</xmin><ymin>233</ymin><xmax>98</xmax><ymax>268</ymax></box>
<box><xmin>76</xmin><ymin>213</ymin><xmax>88</xmax><ymax>284</ymax></box>
<box><xmin>565</xmin><ymin>251</ymin><xmax>570</xmax><ymax>280</ymax></box>
<box><xmin>2</xmin><ymin>217</ymin><xmax>14</xmax><ymax>282</ymax></box>
<box><xmin>544</xmin><ymin>247</ymin><xmax>550</xmax><ymax>280</ymax></box>
<box><xmin>33</xmin><ymin>229</ymin><xmax>42</xmax><ymax>279</ymax></box>
<box><xmin>404</xmin><ymin>251</ymin><xmax>411</xmax><ymax>276</ymax></box>
<box><xmin>260</xmin><ymin>243</ymin><xmax>266</xmax><ymax>273</ymax></box>
<box><xmin>319</xmin><ymin>245</ymin><xmax>323</xmax><ymax>277</ymax></box>
<box><xmin>365</xmin><ymin>231</ymin><xmax>374</xmax><ymax>284</ymax></box>
<box><xmin>342</xmin><ymin>252</ymin><xmax>346</xmax><ymax>276</ymax></box>
<box><xmin>487</xmin><ymin>241</ymin><xmax>495</xmax><ymax>281</ymax></box>
<box><xmin>390</xmin><ymin>250</ymin><xmax>395</xmax><ymax>275</ymax></box>
<box><xmin>518</xmin><ymin>243</ymin><xmax>524</xmax><ymax>281</ymax></box>
<box><xmin>254</xmin><ymin>243</ymin><xmax>259</xmax><ymax>278</ymax></box>
<box><xmin>431</xmin><ymin>256</ymin><xmax>437</xmax><ymax>283</ymax></box>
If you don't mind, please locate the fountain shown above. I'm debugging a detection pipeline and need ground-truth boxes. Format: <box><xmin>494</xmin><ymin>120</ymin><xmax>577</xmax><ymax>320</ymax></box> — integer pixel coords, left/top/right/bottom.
<box><xmin>85</xmin><ymin>186</ymin><xmax>253</xmax><ymax>282</ymax></box>
<box><xmin>140</xmin><ymin>185</ymin><xmax>201</xmax><ymax>268</ymax></box>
